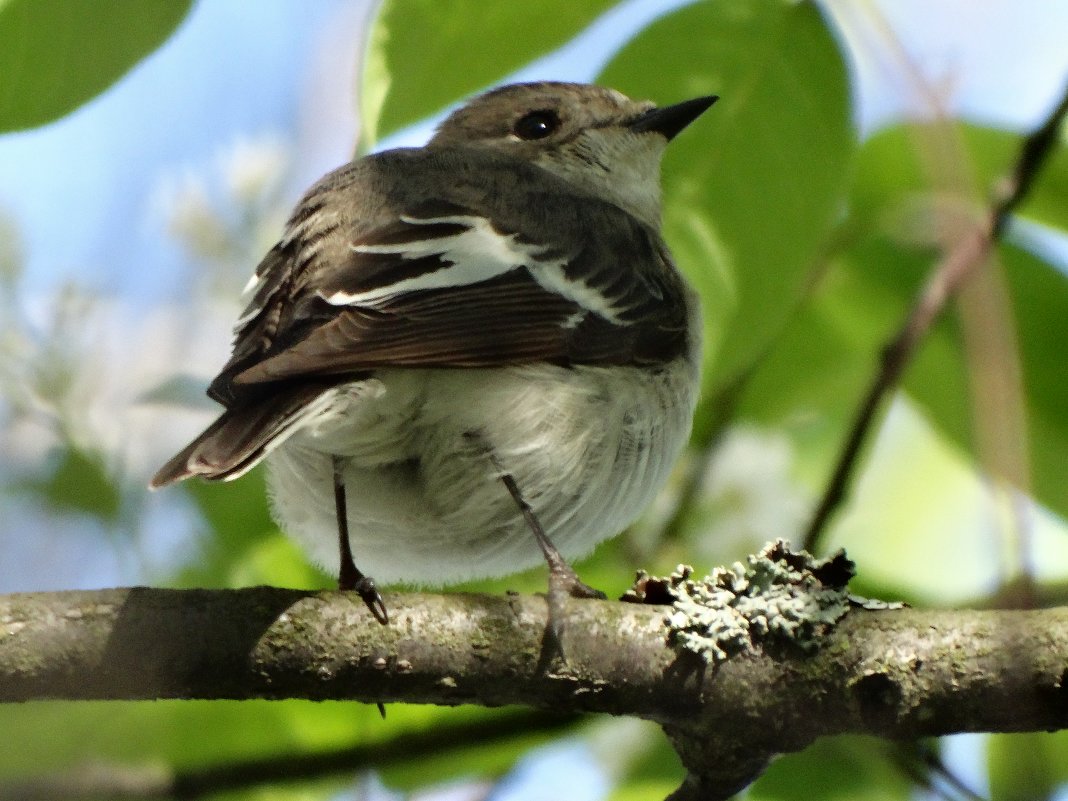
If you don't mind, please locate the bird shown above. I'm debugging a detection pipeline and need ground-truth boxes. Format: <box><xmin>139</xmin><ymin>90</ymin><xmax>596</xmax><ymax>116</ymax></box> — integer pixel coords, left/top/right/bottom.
<box><xmin>151</xmin><ymin>81</ymin><xmax>715</xmax><ymax>629</ymax></box>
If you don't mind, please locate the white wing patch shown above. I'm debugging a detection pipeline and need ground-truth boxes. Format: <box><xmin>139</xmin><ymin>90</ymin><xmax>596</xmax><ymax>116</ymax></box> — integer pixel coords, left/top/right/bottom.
<box><xmin>317</xmin><ymin>213</ymin><xmax>628</xmax><ymax>324</ymax></box>
<box><xmin>233</xmin><ymin>275</ymin><xmax>266</xmax><ymax>330</ymax></box>
<box><xmin>241</xmin><ymin>271</ymin><xmax>263</xmax><ymax>296</ymax></box>
<box><xmin>320</xmin><ymin>215</ymin><xmax>564</xmax><ymax>306</ymax></box>
<box><xmin>529</xmin><ymin>264</ymin><xmax>625</xmax><ymax>323</ymax></box>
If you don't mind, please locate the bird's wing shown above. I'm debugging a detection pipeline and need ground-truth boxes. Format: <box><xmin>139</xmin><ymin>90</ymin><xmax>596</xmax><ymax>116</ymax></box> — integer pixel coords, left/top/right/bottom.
<box><xmin>210</xmin><ymin>150</ymin><xmax>689</xmax><ymax>401</ymax></box>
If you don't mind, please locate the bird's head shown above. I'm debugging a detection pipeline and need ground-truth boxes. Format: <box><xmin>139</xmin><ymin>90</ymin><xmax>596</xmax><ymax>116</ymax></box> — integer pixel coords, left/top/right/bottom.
<box><xmin>429</xmin><ymin>82</ymin><xmax>716</xmax><ymax>228</ymax></box>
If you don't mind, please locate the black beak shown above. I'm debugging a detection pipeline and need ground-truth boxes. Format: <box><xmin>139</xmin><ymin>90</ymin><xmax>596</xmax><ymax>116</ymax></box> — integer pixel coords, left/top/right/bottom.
<box><xmin>630</xmin><ymin>95</ymin><xmax>718</xmax><ymax>141</ymax></box>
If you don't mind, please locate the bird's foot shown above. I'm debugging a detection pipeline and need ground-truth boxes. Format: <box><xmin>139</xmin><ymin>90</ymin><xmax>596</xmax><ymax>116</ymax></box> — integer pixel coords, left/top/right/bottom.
<box><xmin>542</xmin><ymin>562</ymin><xmax>606</xmax><ymax>666</ymax></box>
<box><xmin>339</xmin><ymin>563</ymin><xmax>389</xmax><ymax>625</ymax></box>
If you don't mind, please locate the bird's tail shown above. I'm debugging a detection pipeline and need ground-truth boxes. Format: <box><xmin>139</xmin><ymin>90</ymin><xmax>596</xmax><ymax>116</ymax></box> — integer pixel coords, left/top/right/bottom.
<box><xmin>149</xmin><ymin>384</ymin><xmax>332</xmax><ymax>488</ymax></box>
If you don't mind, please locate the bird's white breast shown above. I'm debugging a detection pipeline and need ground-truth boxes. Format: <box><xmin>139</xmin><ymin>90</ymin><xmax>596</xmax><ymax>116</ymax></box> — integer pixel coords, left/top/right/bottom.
<box><xmin>265</xmin><ymin>354</ymin><xmax>699</xmax><ymax>586</ymax></box>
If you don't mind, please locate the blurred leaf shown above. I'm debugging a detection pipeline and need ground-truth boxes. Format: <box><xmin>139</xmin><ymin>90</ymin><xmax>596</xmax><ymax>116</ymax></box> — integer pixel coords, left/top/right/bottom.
<box><xmin>847</xmin><ymin>119</ymin><xmax>1068</xmax><ymax>520</ymax></box>
<box><xmin>173</xmin><ymin>469</ymin><xmax>290</xmax><ymax>588</ymax></box>
<box><xmin>852</xmin><ymin>122</ymin><xmax>1068</xmax><ymax>234</ymax></box>
<box><xmin>600</xmin><ymin>0</ymin><xmax>856</xmax><ymax>388</ymax></box>
<box><xmin>226</xmin><ymin>531</ymin><xmax>331</xmax><ymax>590</ymax></box>
<box><xmin>24</xmin><ymin>446</ymin><xmax>121</xmax><ymax>521</ymax></box>
<box><xmin>823</xmin><ymin>396</ymin><xmax>1030</xmax><ymax>602</ymax></box>
<box><xmin>734</xmin><ymin>252</ymin><xmax>892</xmax><ymax>487</ymax></box>
<box><xmin>0</xmin><ymin>699</ymin><xmax>384</xmax><ymax>779</ymax></box>
<box><xmin>738</xmin><ymin>233</ymin><xmax>1068</xmax><ymax>600</ymax></box>
<box><xmin>213</xmin><ymin>785</ymin><xmax>342</xmax><ymax>801</ymax></box>
<box><xmin>186</xmin><ymin>470</ymin><xmax>273</xmax><ymax>547</ymax></box>
<box><xmin>906</xmin><ymin>242</ymin><xmax>1068</xmax><ymax>520</ymax></box>
<box><xmin>0</xmin><ymin>701</ymin><xmax>582</xmax><ymax>801</ymax></box>
<box><xmin>360</xmin><ymin>0</ymin><xmax>617</xmax><ymax>145</ymax></box>
<box><xmin>0</xmin><ymin>0</ymin><xmax>193</xmax><ymax>132</ymax></box>
<box><xmin>735</xmin><ymin>233</ymin><xmax>953</xmax><ymax>471</ymax></box>
<box><xmin>604</xmin><ymin>730</ymin><xmax>684</xmax><ymax>801</ymax></box>
<box><xmin>1030</xmin><ymin>132</ymin><xmax>1068</xmax><ymax>233</ymax></box>
<box><xmin>737</xmin><ymin>120</ymin><xmax>1068</xmax><ymax>526</ymax></box>
<box><xmin>378</xmin><ymin>711</ymin><xmax>584</xmax><ymax>791</ymax></box>
<box><xmin>750</xmin><ymin>736</ymin><xmax>913</xmax><ymax>801</ymax></box>
<box><xmin>608</xmin><ymin>779</ymin><xmax>685</xmax><ymax>801</ymax></box>
<box><xmin>841</xmin><ymin>221</ymin><xmax>1068</xmax><ymax>527</ymax></box>
<box><xmin>987</xmin><ymin>731</ymin><xmax>1068</xmax><ymax>801</ymax></box>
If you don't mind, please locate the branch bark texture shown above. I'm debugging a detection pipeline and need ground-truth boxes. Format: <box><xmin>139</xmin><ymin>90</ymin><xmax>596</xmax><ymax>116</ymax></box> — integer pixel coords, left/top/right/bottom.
<box><xmin>2</xmin><ymin>588</ymin><xmax>1068</xmax><ymax>799</ymax></box>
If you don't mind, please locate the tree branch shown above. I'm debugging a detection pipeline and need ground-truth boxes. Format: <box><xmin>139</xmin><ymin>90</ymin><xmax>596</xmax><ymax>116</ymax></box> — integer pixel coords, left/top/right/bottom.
<box><xmin>802</xmin><ymin>79</ymin><xmax>1068</xmax><ymax>552</ymax></box>
<box><xmin>2</xmin><ymin>587</ymin><xmax>1067</xmax><ymax>799</ymax></box>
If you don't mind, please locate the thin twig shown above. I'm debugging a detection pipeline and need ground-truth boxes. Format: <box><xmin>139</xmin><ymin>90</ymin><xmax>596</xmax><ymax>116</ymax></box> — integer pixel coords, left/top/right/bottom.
<box><xmin>802</xmin><ymin>81</ymin><xmax>1068</xmax><ymax>553</ymax></box>
<box><xmin>890</xmin><ymin>741</ymin><xmax>989</xmax><ymax>801</ymax></box>
<box><xmin>915</xmin><ymin>743</ymin><xmax>989</xmax><ymax>801</ymax></box>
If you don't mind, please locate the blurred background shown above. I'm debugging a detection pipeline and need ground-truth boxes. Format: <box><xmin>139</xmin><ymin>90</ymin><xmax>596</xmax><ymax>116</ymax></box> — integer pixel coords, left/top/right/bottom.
<box><xmin>1</xmin><ymin>1</ymin><xmax>1067</xmax><ymax>799</ymax></box>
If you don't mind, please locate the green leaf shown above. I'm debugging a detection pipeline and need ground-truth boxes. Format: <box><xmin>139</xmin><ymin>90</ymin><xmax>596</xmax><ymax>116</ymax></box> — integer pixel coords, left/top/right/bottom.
<box><xmin>909</xmin><ymin>241</ymin><xmax>1068</xmax><ymax>522</ymax></box>
<box><xmin>0</xmin><ymin>701</ymin><xmax>581</xmax><ymax>801</ymax></box>
<box><xmin>735</xmin><ymin>250</ymin><xmax>899</xmax><ymax>469</ymax></box>
<box><xmin>186</xmin><ymin>469</ymin><xmax>273</xmax><ymax>548</ymax></box>
<box><xmin>173</xmin><ymin>469</ymin><xmax>294</xmax><ymax>589</ymax></box>
<box><xmin>0</xmin><ymin>0</ymin><xmax>192</xmax><ymax>132</ymax></box>
<box><xmin>852</xmin><ymin>122</ymin><xmax>1068</xmax><ymax>234</ymax></box>
<box><xmin>23</xmin><ymin>446</ymin><xmax>121</xmax><ymax>521</ymax></box>
<box><xmin>226</xmin><ymin>531</ymin><xmax>331</xmax><ymax>590</ymax></box>
<box><xmin>608</xmin><ymin>779</ymin><xmax>686</xmax><ymax>801</ymax></box>
<box><xmin>987</xmin><ymin>731</ymin><xmax>1068</xmax><ymax>801</ymax></box>
<box><xmin>600</xmin><ymin>0</ymin><xmax>856</xmax><ymax>387</ymax></box>
<box><xmin>750</xmin><ymin>736</ymin><xmax>914</xmax><ymax>801</ymax></box>
<box><xmin>737</xmin><ymin>120</ymin><xmax>1068</xmax><ymax>527</ymax></box>
<box><xmin>360</xmin><ymin>0</ymin><xmax>616</xmax><ymax>145</ymax></box>
<box><xmin>0</xmin><ymin>699</ymin><xmax>384</xmax><ymax>778</ymax></box>
<box><xmin>604</xmin><ymin>729</ymin><xmax>684</xmax><ymax>801</ymax></box>
<box><xmin>845</xmin><ymin>220</ymin><xmax>1068</xmax><ymax>523</ymax></box>
<box><xmin>846</xmin><ymin>121</ymin><xmax>1068</xmax><ymax>520</ymax></box>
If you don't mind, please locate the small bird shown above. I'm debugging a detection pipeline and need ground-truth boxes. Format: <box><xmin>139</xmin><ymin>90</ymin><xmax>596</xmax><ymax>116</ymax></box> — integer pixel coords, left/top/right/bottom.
<box><xmin>152</xmin><ymin>81</ymin><xmax>715</xmax><ymax>627</ymax></box>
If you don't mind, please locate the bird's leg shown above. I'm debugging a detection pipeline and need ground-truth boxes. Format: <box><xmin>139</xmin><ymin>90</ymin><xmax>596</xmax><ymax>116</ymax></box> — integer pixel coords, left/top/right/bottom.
<box><xmin>497</xmin><ymin>469</ymin><xmax>606</xmax><ymax>651</ymax></box>
<box><xmin>332</xmin><ymin>455</ymin><xmax>389</xmax><ymax>624</ymax></box>
<box><xmin>498</xmin><ymin>473</ymin><xmax>605</xmax><ymax>599</ymax></box>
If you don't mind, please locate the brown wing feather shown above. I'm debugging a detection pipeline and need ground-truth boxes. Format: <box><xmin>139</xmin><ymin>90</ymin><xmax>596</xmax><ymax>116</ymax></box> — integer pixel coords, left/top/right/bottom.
<box><xmin>232</xmin><ymin>269</ymin><xmax>583</xmax><ymax>384</ymax></box>
<box><xmin>212</xmin><ymin>151</ymin><xmax>687</xmax><ymax>395</ymax></box>
<box><xmin>154</xmin><ymin>149</ymin><xmax>689</xmax><ymax>486</ymax></box>
<box><xmin>150</xmin><ymin>381</ymin><xmax>342</xmax><ymax>486</ymax></box>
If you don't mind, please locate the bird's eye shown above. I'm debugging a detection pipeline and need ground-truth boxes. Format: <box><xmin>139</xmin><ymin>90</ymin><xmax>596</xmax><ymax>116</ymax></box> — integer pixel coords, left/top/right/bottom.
<box><xmin>512</xmin><ymin>110</ymin><xmax>560</xmax><ymax>140</ymax></box>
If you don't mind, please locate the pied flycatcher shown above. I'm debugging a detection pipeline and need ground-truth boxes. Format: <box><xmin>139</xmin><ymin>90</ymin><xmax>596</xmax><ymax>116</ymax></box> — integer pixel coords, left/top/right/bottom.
<box><xmin>152</xmin><ymin>82</ymin><xmax>716</xmax><ymax>625</ymax></box>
